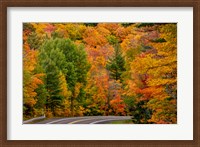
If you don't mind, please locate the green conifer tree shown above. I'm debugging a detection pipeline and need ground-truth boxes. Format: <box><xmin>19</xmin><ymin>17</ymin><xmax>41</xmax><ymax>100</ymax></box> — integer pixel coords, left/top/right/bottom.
<box><xmin>106</xmin><ymin>44</ymin><xmax>126</xmax><ymax>82</ymax></box>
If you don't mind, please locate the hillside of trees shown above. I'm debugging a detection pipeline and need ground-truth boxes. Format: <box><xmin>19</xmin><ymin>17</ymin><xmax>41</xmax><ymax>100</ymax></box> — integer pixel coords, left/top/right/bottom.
<box><xmin>23</xmin><ymin>23</ymin><xmax>177</xmax><ymax>124</ymax></box>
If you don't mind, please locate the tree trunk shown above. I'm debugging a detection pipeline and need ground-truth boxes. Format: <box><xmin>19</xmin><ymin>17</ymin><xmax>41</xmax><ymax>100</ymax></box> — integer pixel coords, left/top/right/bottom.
<box><xmin>107</xmin><ymin>96</ymin><xmax>110</xmax><ymax>116</ymax></box>
<box><xmin>70</xmin><ymin>94</ymin><xmax>74</xmax><ymax>117</ymax></box>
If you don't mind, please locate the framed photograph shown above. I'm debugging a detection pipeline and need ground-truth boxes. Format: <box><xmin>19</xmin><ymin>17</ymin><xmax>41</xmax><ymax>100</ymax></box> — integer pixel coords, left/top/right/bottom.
<box><xmin>1</xmin><ymin>0</ymin><xmax>199</xmax><ymax>146</ymax></box>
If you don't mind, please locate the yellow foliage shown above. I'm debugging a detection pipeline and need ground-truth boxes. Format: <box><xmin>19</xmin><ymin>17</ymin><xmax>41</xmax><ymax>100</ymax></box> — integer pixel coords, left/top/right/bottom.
<box><xmin>59</xmin><ymin>72</ymin><xmax>71</xmax><ymax>99</ymax></box>
<box><xmin>74</xmin><ymin>83</ymin><xmax>82</xmax><ymax>98</ymax></box>
<box><xmin>45</xmin><ymin>109</ymin><xmax>53</xmax><ymax>118</ymax></box>
<box><xmin>23</xmin><ymin>41</ymin><xmax>45</xmax><ymax>108</ymax></box>
<box><xmin>54</xmin><ymin>108</ymin><xmax>64</xmax><ymax>116</ymax></box>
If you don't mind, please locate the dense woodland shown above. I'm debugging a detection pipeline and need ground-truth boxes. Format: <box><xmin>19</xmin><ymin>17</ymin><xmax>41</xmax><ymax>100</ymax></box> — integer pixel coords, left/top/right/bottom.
<box><xmin>23</xmin><ymin>23</ymin><xmax>177</xmax><ymax>124</ymax></box>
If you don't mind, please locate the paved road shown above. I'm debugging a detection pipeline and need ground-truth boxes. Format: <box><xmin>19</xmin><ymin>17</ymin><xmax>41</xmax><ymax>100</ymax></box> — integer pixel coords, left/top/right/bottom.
<box><xmin>36</xmin><ymin>116</ymin><xmax>132</xmax><ymax>124</ymax></box>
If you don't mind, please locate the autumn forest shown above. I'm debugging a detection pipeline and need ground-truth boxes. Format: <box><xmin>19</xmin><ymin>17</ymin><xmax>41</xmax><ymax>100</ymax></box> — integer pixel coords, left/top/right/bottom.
<box><xmin>23</xmin><ymin>23</ymin><xmax>177</xmax><ymax>124</ymax></box>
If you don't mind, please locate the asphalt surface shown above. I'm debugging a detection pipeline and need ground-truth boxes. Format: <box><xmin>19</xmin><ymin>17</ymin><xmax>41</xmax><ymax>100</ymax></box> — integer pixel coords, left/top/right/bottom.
<box><xmin>35</xmin><ymin>116</ymin><xmax>132</xmax><ymax>124</ymax></box>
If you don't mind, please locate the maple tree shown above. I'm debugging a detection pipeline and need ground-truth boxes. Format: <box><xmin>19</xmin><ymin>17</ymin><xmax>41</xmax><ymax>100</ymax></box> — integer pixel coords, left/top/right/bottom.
<box><xmin>23</xmin><ymin>42</ymin><xmax>45</xmax><ymax>118</ymax></box>
<box><xmin>123</xmin><ymin>23</ymin><xmax>177</xmax><ymax>123</ymax></box>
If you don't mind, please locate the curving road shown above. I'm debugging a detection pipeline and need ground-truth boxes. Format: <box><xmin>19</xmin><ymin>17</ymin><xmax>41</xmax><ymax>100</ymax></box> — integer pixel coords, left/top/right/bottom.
<box><xmin>36</xmin><ymin>116</ymin><xmax>132</xmax><ymax>124</ymax></box>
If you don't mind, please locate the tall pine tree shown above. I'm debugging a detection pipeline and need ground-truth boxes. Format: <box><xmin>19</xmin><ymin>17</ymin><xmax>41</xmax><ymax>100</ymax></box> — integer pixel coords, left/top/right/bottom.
<box><xmin>38</xmin><ymin>39</ymin><xmax>67</xmax><ymax>116</ymax></box>
<box><xmin>106</xmin><ymin>44</ymin><xmax>126</xmax><ymax>82</ymax></box>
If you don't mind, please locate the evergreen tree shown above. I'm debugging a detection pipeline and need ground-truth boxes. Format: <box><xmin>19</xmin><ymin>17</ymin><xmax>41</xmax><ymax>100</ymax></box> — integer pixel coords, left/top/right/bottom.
<box><xmin>106</xmin><ymin>44</ymin><xmax>126</xmax><ymax>115</ymax></box>
<box><xmin>106</xmin><ymin>44</ymin><xmax>126</xmax><ymax>82</ymax></box>
<box><xmin>59</xmin><ymin>39</ymin><xmax>90</xmax><ymax>116</ymax></box>
<box><xmin>34</xmin><ymin>64</ymin><xmax>48</xmax><ymax>116</ymax></box>
<box><xmin>38</xmin><ymin>39</ymin><xmax>68</xmax><ymax>116</ymax></box>
<box><xmin>45</xmin><ymin>61</ymin><xmax>63</xmax><ymax>115</ymax></box>
<box><xmin>39</xmin><ymin>38</ymin><xmax>90</xmax><ymax>116</ymax></box>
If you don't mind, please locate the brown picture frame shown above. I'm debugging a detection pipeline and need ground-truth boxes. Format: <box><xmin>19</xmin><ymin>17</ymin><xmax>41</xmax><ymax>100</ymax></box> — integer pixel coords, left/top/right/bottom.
<box><xmin>0</xmin><ymin>0</ymin><xmax>199</xmax><ymax>146</ymax></box>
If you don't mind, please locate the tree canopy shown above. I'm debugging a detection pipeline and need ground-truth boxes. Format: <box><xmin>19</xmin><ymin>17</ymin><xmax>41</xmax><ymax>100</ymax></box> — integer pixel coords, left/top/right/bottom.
<box><xmin>23</xmin><ymin>23</ymin><xmax>177</xmax><ymax>124</ymax></box>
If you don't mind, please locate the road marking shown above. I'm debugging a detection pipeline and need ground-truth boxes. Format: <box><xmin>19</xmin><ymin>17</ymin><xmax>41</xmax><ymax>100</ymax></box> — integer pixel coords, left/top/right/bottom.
<box><xmin>46</xmin><ymin>117</ymin><xmax>89</xmax><ymax>124</ymax></box>
<box><xmin>90</xmin><ymin>119</ymin><xmax>130</xmax><ymax>124</ymax></box>
<box><xmin>46</xmin><ymin>118</ymin><xmax>70</xmax><ymax>124</ymax></box>
<box><xmin>45</xmin><ymin>116</ymin><xmax>132</xmax><ymax>124</ymax></box>
<box><xmin>68</xmin><ymin>118</ymin><xmax>98</xmax><ymax>124</ymax></box>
